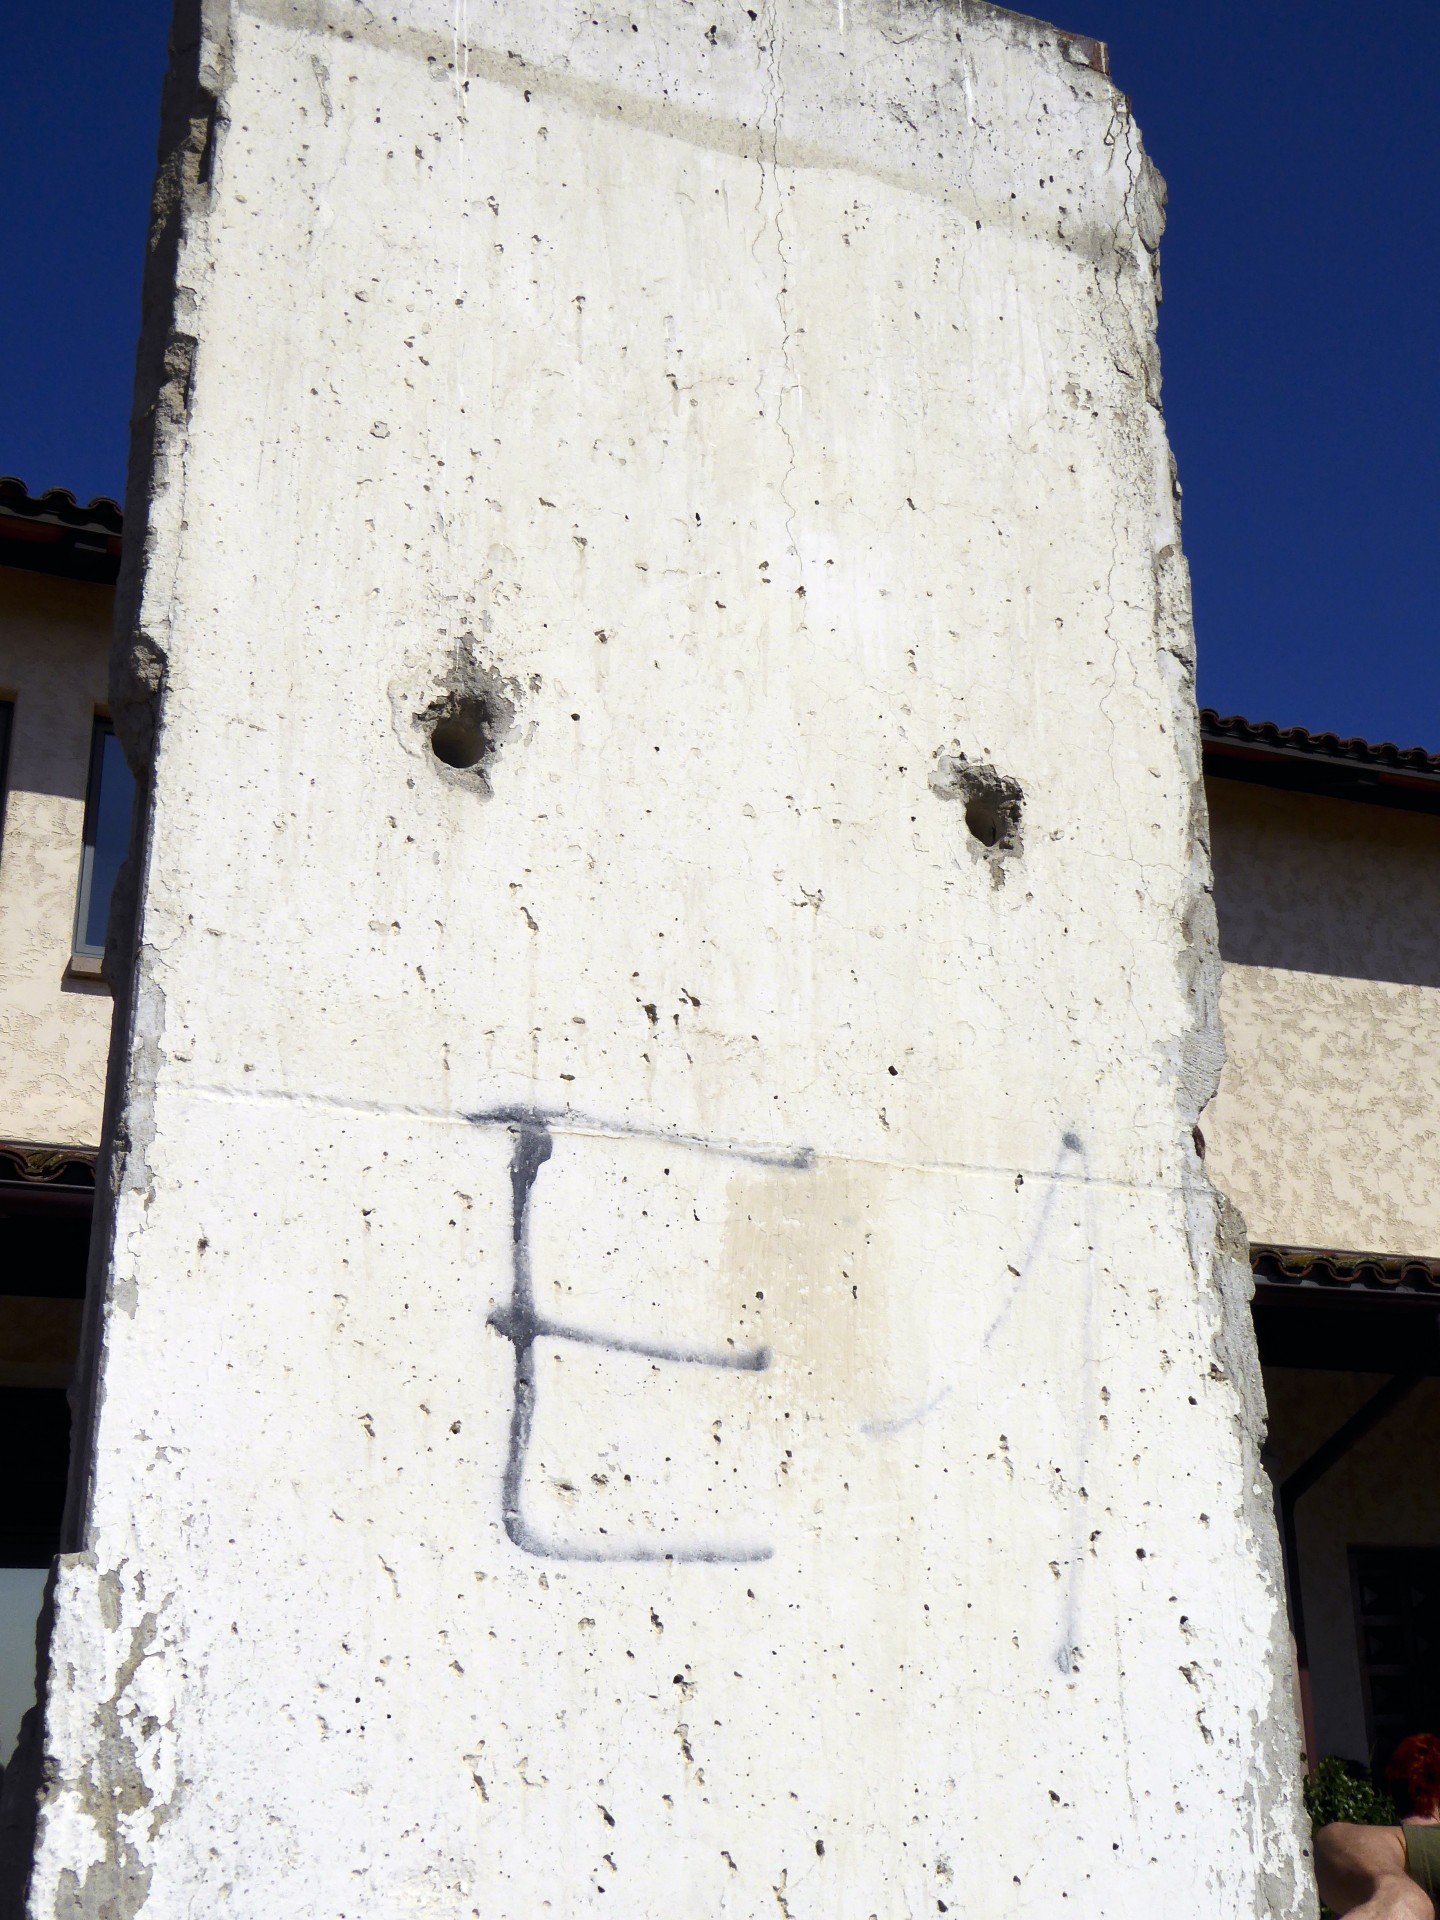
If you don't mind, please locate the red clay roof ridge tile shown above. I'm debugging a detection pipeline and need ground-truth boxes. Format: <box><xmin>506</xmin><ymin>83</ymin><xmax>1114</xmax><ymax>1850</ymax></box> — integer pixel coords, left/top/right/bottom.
<box><xmin>1252</xmin><ymin>1242</ymin><xmax>1440</xmax><ymax>1293</ymax></box>
<box><xmin>0</xmin><ymin>476</ymin><xmax>122</xmax><ymax>534</ymax></box>
<box><xmin>1201</xmin><ymin>708</ymin><xmax>1440</xmax><ymax>777</ymax></box>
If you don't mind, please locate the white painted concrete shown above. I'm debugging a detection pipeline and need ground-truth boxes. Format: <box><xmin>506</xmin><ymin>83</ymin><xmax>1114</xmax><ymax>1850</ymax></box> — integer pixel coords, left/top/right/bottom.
<box><xmin>22</xmin><ymin>1</ymin><xmax>1312</xmax><ymax>1914</ymax></box>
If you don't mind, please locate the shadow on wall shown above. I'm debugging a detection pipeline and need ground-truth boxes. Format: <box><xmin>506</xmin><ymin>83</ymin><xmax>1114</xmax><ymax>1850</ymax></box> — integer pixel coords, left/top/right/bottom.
<box><xmin>1209</xmin><ymin>782</ymin><xmax>1440</xmax><ymax>991</ymax></box>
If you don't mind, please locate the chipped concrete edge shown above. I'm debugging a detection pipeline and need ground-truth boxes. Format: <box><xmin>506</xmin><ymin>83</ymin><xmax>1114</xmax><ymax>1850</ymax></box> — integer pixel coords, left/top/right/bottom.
<box><xmin>960</xmin><ymin>0</ymin><xmax>1109</xmax><ymax>77</ymax></box>
<box><xmin>1099</xmin><ymin>90</ymin><xmax>1317</xmax><ymax>1920</ymax></box>
<box><xmin>0</xmin><ymin>5</ymin><xmax>231</xmax><ymax>1916</ymax></box>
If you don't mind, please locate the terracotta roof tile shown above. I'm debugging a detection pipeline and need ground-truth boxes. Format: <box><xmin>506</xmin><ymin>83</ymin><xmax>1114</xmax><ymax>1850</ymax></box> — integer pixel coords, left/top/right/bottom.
<box><xmin>0</xmin><ymin>477</ymin><xmax>122</xmax><ymax>585</ymax></box>
<box><xmin>1201</xmin><ymin>709</ymin><xmax>1440</xmax><ymax>813</ymax></box>
<box><xmin>1252</xmin><ymin>1242</ymin><xmax>1440</xmax><ymax>1295</ymax></box>
<box><xmin>1201</xmin><ymin>709</ymin><xmax>1440</xmax><ymax>775</ymax></box>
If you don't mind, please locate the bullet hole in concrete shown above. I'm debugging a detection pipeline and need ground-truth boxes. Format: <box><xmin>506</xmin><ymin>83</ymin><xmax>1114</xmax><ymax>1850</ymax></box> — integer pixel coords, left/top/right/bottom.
<box><xmin>964</xmin><ymin>792</ymin><xmax>1008</xmax><ymax>848</ymax></box>
<box><xmin>429</xmin><ymin>696</ymin><xmax>496</xmax><ymax>769</ymax></box>
<box><xmin>394</xmin><ymin>645</ymin><xmax>527</xmax><ymax>797</ymax></box>
<box><xmin>957</xmin><ymin>771</ymin><xmax>1022</xmax><ymax>853</ymax></box>
<box><xmin>929</xmin><ymin>746</ymin><xmax>1024</xmax><ymax>880</ymax></box>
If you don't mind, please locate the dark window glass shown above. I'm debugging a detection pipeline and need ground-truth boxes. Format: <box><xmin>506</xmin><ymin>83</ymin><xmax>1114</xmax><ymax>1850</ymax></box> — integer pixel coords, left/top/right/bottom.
<box><xmin>0</xmin><ymin>1151</ymin><xmax>91</xmax><ymax>1761</ymax></box>
<box><xmin>1351</xmin><ymin>1547</ymin><xmax>1440</xmax><ymax>1766</ymax></box>
<box><xmin>73</xmin><ymin>719</ymin><xmax>135</xmax><ymax>957</ymax></box>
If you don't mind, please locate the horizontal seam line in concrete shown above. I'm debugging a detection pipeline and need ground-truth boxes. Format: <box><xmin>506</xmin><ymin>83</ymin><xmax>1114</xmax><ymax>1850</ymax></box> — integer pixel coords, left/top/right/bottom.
<box><xmin>166</xmin><ymin>1080</ymin><xmax>1191</xmax><ymax>1192</ymax></box>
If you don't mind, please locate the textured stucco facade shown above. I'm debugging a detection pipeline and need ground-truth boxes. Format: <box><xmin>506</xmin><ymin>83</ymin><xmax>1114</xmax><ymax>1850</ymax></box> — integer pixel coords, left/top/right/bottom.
<box><xmin>18</xmin><ymin>1</ymin><xmax>1312</xmax><ymax>1914</ymax></box>
<box><xmin>1204</xmin><ymin>773</ymin><xmax>1440</xmax><ymax>1772</ymax></box>
<box><xmin>1205</xmin><ymin>777</ymin><xmax>1440</xmax><ymax>1255</ymax></box>
<box><xmin>0</xmin><ymin>570</ymin><xmax>113</xmax><ymax>1148</ymax></box>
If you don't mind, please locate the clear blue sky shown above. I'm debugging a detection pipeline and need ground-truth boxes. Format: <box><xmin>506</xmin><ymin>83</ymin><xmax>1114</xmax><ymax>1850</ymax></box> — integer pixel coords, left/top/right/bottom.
<box><xmin>3</xmin><ymin>3</ymin><xmax>1436</xmax><ymax>746</ymax></box>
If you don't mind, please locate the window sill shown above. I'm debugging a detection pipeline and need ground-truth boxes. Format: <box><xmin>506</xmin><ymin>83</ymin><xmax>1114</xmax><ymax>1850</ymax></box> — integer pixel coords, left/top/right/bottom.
<box><xmin>64</xmin><ymin>953</ymin><xmax>107</xmax><ymax>985</ymax></box>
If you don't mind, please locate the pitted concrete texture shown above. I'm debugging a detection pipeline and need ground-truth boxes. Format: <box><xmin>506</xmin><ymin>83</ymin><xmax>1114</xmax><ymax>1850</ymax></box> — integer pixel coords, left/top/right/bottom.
<box><xmin>20</xmin><ymin>0</ymin><xmax>1315</xmax><ymax>1913</ymax></box>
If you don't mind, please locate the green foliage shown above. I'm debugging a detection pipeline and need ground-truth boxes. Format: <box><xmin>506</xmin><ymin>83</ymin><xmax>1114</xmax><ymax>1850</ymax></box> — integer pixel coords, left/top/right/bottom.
<box><xmin>1305</xmin><ymin>1754</ymin><xmax>1396</xmax><ymax>1833</ymax></box>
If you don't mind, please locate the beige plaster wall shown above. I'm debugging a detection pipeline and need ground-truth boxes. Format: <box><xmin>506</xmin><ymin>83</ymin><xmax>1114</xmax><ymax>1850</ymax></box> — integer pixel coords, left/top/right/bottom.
<box><xmin>0</xmin><ymin>568</ymin><xmax>114</xmax><ymax>1147</ymax></box>
<box><xmin>1265</xmin><ymin>1368</ymin><xmax>1440</xmax><ymax>1763</ymax></box>
<box><xmin>1204</xmin><ymin>778</ymin><xmax>1440</xmax><ymax>1254</ymax></box>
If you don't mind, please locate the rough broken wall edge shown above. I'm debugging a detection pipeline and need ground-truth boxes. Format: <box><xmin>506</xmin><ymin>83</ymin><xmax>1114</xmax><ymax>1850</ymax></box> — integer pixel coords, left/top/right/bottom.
<box><xmin>963</xmin><ymin>0</ymin><xmax>1109</xmax><ymax>76</ymax></box>
<box><xmin>0</xmin><ymin>5</ymin><xmax>217</xmax><ymax>1910</ymax></box>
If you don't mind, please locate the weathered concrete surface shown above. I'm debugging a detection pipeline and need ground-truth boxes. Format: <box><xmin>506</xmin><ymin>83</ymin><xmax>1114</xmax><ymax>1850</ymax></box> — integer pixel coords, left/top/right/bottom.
<box><xmin>23</xmin><ymin>0</ymin><xmax>1312</xmax><ymax>1913</ymax></box>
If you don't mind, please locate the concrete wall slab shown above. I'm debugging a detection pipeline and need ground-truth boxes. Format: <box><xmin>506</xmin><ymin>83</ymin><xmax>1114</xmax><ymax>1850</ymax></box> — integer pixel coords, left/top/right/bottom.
<box><xmin>18</xmin><ymin>2</ymin><xmax>1311</xmax><ymax>1913</ymax></box>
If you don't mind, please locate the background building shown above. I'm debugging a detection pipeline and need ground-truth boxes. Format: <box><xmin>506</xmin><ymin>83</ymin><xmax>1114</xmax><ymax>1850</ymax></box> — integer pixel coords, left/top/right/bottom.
<box><xmin>0</xmin><ymin>478</ymin><xmax>126</xmax><ymax>1765</ymax></box>
<box><xmin>1203</xmin><ymin>708</ymin><xmax>1440</xmax><ymax>1775</ymax></box>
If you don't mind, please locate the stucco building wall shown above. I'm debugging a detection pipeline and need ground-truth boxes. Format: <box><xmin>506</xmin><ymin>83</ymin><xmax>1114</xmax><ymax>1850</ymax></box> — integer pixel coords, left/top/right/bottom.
<box><xmin>1204</xmin><ymin>778</ymin><xmax>1440</xmax><ymax>1255</ymax></box>
<box><xmin>1204</xmin><ymin>774</ymin><xmax>1440</xmax><ymax>1772</ymax></box>
<box><xmin>0</xmin><ymin>571</ymin><xmax>113</xmax><ymax>1148</ymax></box>
<box><xmin>20</xmin><ymin>2</ymin><xmax>1311</xmax><ymax>1914</ymax></box>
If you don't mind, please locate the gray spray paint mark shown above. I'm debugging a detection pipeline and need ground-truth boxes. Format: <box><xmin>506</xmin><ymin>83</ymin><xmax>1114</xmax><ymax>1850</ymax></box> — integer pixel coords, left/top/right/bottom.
<box><xmin>1053</xmin><ymin>1139</ymin><xmax>1101</xmax><ymax>1680</ymax></box>
<box><xmin>467</xmin><ymin>1104</ymin><xmax>814</xmax><ymax>1171</ymax></box>
<box><xmin>983</xmin><ymin>1130</ymin><xmax>1084</xmax><ymax>1348</ymax></box>
<box><xmin>859</xmin><ymin>1134</ymin><xmax>1088</xmax><ymax>1436</ymax></box>
<box><xmin>981</xmin><ymin>1131</ymin><xmax>1101</xmax><ymax>1675</ymax></box>
<box><xmin>860</xmin><ymin>1386</ymin><xmax>953</xmax><ymax>1438</ymax></box>
<box><xmin>472</xmin><ymin>1107</ymin><xmax>811</xmax><ymax>1564</ymax></box>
